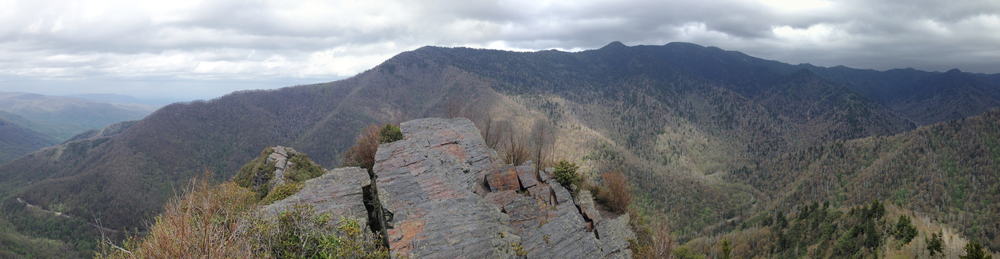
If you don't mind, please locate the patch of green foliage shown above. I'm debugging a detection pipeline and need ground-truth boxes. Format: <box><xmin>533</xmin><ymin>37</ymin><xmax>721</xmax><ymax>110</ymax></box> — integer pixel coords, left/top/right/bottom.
<box><xmin>378</xmin><ymin>124</ymin><xmax>403</xmax><ymax>144</ymax></box>
<box><xmin>252</xmin><ymin>205</ymin><xmax>388</xmax><ymax>259</ymax></box>
<box><xmin>961</xmin><ymin>242</ymin><xmax>993</xmax><ymax>259</ymax></box>
<box><xmin>892</xmin><ymin>215</ymin><xmax>918</xmax><ymax>245</ymax></box>
<box><xmin>261</xmin><ymin>182</ymin><xmax>304</xmax><ymax>205</ymax></box>
<box><xmin>926</xmin><ymin>232</ymin><xmax>944</xmax><ymax>256</ymax></box>
<box><xmin>286</xmin><ymin>153</ymin><xmax>325</xmax><ymax>182</ymax></box>
<box><xmin>233</xmin><ymin>151</ymin><xmax>278</xmax><ymax>199</ymax></box>
<box><xmin>553</xmin><ymin>160</ymin><xmax>580</xmax><ymax>188</ymax></box>
<box><xmin>233</xmin><ymin>148</ymin><xmax>327</xmax><ymax>202</ymax></box>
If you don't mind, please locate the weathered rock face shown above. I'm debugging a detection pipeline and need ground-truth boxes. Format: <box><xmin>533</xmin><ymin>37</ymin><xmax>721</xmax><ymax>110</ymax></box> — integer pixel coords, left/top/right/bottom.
<box><xmin>374</xmin><ymin>118</ymin><xmax>518</xmax><ymax>258</ymax></box>
<box><xmin>256</xmin><ymin>118</ymin><xmax>634</xmax><ymax>258</ymax></box>
<box><xmin>374</xmin><ymin>117</ymin><xmax>635</xmax><ymax>258</ymax></box>
<box><xmin>262</xmin><ymin>167</ymin><xmax>371</xmax><ymax>226</ymax></box>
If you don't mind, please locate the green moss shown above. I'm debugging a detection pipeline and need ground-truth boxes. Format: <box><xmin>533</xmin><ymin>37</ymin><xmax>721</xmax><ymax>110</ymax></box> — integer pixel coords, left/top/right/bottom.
<box><xmin>261</xmin><ymin>182</ymin><xmax>304</xmax><ymax>205</ymax></box>
<box><xmin>286</xmin><ymin>154</ymin><xmax>325</xmax><ymax>182</ymax></box>
<box><xmin>378</xmin><ymin>124</ymin><xmax>403</xmax><ymax>144</ymax></box>
<box><xmin>233</xmin><ymin>149</ymin><xmax>278</xmax><ymax>199</ymax></box>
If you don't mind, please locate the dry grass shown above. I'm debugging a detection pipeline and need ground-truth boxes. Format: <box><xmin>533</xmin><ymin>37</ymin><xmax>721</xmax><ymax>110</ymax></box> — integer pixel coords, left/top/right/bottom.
<box><xmin>500</xmin><ymin>126</ymin><xmax>530</xmax><ymax>165</ymax></box>
<box><xmin>97</xmin><ymin>173</ymin><xmax>389</xmax><ymax>259</ymax></box>
<box><xmin>97</xmin><ymin>175</ymin><xmax>259</xmax><ymax>258</ymax></box>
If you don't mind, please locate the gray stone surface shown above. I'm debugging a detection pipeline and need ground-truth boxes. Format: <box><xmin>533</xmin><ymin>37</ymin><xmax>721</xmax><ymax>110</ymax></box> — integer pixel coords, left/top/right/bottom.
<box><xmin>596</xmin><ymin>214</ymin><xmax>636</xmax><ymax>259</ymax></box>
<box><xmin>261</xmin><ymin>167</ymin><xmax>371</xmax><ymax>226</ymax></box>
<box><xmin>539</xmin><ymin>167</ymin><xmax>553</xmax><ymax>182</ymax></box>
<box><xmin>551</xmin><ymin>182</ymin><xmax>573</xmax><ymax>205</ymax></box>
<box><xmin>516</xmin><ymin>165</ymin><xmax>539</xmax><ymax>189</ymax></box>
<box><xmin>575</xmin><ymin>190</ymin><xmax>603</xmax><ymax>223</ymax></box>
<box><xmin>372</xmin><ymin>117</ymin><xmax>634</xmax><ymax>258</ymax></box>
<box><xmin>374</xmin><ymin>118</ymin><xmax>517</xmax><ymax>258</ymax></box>
<box><xmin>520</xmin><ymin>202</ymin><xmax>606</xmax><ymax>258</ymax></box>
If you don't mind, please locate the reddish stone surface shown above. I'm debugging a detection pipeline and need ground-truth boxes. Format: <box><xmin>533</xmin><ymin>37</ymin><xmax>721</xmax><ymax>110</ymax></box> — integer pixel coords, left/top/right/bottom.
<box><xmin>486</xmin><ymin>166</ymin><xmax>521</xmax><ymax>192</ymax></box>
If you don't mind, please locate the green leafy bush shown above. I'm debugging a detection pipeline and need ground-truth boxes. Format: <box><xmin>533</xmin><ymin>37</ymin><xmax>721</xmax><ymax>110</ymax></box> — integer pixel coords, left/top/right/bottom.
<box><xmin>892</xmin><ymin>215</ymin><xmax>918</xmax><ymax>244</ymax></box>
<box><xmin>960</xmin><ymin>242</ymin><xmax>993</xmax><ymax>259</ymax></box>
<box><xmin>926</xmin><ymin>232</ymin><xmax>943</xmax><ymax>256</ymax></box>
<box><xmin>553</xmin><ymin>160</ymin><xmax>580</xmax><ymax>188</ymax></box>
<box><xmin>379</xmin><ymin>124</ymin><xmax>403</xmax><ymax>144</ymax></box>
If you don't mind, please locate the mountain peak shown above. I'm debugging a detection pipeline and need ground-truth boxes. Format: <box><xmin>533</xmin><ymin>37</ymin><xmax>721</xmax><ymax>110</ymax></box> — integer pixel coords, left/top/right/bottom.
<box><xmin>601</xmin><ymin>41</ymin><xmax>628</xmax><ymax>49</ymax></box>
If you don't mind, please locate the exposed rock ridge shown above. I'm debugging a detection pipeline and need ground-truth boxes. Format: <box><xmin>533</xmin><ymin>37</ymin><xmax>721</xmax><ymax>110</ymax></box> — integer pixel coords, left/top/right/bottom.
<box><xmin>258</xmin><ymin>118</ymin><xmax>635</xmax><ymax>258</ymax></box>
<box><xmin>374</xmin><ymin>117</ymin><xmax>635</xmax><ymax>258</ymax></box>
<box><xmin>373</xmin><ymin>118</ymin><xmax>518</xmax><ymax>258</ymax></box>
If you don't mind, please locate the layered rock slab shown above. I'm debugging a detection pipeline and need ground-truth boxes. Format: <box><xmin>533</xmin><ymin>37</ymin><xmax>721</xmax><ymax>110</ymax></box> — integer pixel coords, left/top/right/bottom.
<box><xmin>375</xmin><ymin>117</ymin><xmax>635</xmax><ymax>258</ymax></box>
<box><xmin>261</xmin><ymin>167</ymin><xmax>371</xmax><ymax>225</ymax></box>
<box><xmin>374</xmin><ymin>118</ymin><xmax>517</xmax><ymax>258</ymax></box>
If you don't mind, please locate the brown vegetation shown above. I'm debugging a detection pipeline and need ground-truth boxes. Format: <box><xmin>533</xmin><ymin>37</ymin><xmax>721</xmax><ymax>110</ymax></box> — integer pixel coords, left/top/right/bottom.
<box><xmin>97</xmin><ymin>174</ymin><xmax>259</xmax><ymax>258</ymax></box>
<box><xmin>342</xmin><ymin>125</ymin><xmax>381</xmax><ymax>171</ymax></box>
<box><xmin>595</xmin><ymin>171</ymin><xmax>632</xmax><ymax>214</ymax></box>
<box><xmin>96</xmin><ymin>173</ymin><xmax>388</xmax><ymax>258</ymax></box>
<box><xmin>631</xmin><ymin>211</ymin><xmax>675</xmax><ymax>259</ymax></box>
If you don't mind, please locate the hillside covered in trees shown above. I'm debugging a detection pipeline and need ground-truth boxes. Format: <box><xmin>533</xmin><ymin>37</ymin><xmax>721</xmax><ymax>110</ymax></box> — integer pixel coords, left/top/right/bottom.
<box><xmin>1</xmin><ymin>42</ymin><xmax>998</xmax><ymax>257</ymax></box>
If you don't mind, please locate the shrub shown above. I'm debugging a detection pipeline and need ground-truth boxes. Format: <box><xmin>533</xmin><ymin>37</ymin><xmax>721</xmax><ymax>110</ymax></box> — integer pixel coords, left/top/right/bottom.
<box><xmin>343</xmin><ymin>125</ymin><xmax>381</xmax><ymax>171</ymax></box>
<box><xmin>926</xmin><ymin>232</ymin><xmax>943</xmax><ymax>256</ymax></box>
<box><xmin>553</xmin><ymin>160</ymin><xmax>580</xmax><ymax>188</ymax></box>
<box><xmin>892</xmin><ymin>215</ymin><xmax>918</xmax><ymax>244</ymax></box>
<box><xmin>501</xmin><ymin>130</ymin><xmax>530</xmax><ymax>165</ymax></box>
<box><xmin>596</xmin><ymin>171</ymin><xmax>632</xmax><ymax>214</ymax></box>
<box><xmin>379</xmin><ymin>124</ymin><xmax>403</xmax><ymax>144</ymax></box>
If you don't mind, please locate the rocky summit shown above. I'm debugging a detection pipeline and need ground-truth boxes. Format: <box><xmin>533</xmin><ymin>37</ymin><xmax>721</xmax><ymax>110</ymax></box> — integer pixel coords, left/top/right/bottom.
<box><xmin>372</xmin><ymin>117</ymin><xmax>635</xmax><ymax>258</ymax></box>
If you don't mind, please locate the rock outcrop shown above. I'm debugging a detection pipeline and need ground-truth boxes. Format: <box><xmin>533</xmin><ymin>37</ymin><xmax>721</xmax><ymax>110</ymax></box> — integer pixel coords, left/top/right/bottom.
<box><xmin>257</xmin><ymin>118</ymin><xmax>635</xmax><ymax>258</ymax></box>
<box><xmin>374</xmin><ymin>117</ymin><xmax>635</xmax><ymax>258</ymax></box>
<box><xmin>262</xmin><ymin>167</ymin><xmax>371</xmax><ymax>226</ymax></box>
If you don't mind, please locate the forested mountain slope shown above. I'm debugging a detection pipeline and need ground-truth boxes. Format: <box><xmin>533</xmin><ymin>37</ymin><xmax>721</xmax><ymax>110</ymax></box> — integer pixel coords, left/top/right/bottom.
<box><xmin>732</xmin><ymin>109</ymin><xmax>1000</xmax><ymax>249</ymax></box>
<box><xmin>1</xmin><ymin>42</ymin><xmax>997</xmax><ymax>256</ymax></box>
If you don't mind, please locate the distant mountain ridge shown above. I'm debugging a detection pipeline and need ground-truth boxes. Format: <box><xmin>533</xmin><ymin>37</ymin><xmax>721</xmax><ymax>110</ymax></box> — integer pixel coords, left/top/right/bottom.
<box><xmin>0</xmin><ymin>92</ymin><xmax>154</xmax><ymax>141</ymax></box>
<box><xmin>1</xmin><ymin>42</ymin><xmax>999</xmax><ymax>256</ymax></box>
<box><xmin>0</xmin><ymin>117</ymin><xmax>54</xmax><ymax>163</ymax></box>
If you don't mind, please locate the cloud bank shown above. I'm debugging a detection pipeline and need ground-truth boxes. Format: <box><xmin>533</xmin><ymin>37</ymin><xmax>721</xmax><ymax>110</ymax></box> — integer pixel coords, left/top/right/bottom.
<box><xmin>1</xmin><ymin>0</ymin><xmax>998</xmax><ymax>99</ymax></box>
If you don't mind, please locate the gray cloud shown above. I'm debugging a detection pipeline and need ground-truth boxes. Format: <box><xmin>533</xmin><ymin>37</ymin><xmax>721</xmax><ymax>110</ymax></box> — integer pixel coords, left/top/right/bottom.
<box><xmin>1</xmin><ymin>0</ymin><xmax>998</xmax><ymax>100</ymax></box>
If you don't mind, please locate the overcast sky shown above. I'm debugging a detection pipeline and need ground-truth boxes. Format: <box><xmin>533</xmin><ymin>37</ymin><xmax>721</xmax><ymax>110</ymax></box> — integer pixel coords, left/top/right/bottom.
<box><xmin>1</xmin><ymin>0</ymin><xmax>999</xmax><ymax>101</ymax></box>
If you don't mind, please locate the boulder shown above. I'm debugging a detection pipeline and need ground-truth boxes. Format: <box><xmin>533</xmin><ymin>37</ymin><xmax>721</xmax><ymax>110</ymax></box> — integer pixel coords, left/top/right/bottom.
<box><xmin>516</xmin><ymin>164</ymin><xmax>539</xmax><ymax>189</ymax></box>
<box><xmin>487</xmin><ymin>166</ymin><xmax>521</xmax><ymax>192</ymax></box>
